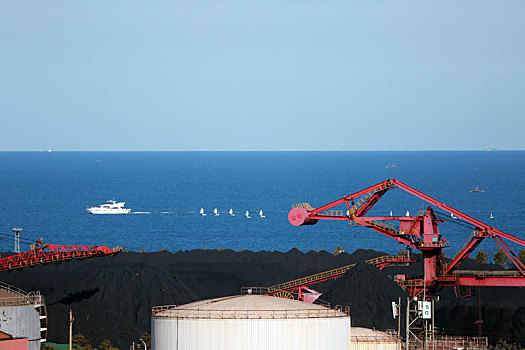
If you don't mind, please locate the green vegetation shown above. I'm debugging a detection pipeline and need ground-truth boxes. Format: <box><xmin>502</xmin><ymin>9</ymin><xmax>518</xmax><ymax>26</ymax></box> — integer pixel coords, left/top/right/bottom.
<box><xmin>494</xmin><ymin>248</ymin><xmax>508</xmax><ymax>267</ymax></box>
<box><xmin>72</xmin><ymin>333</ymin><xmax>92</xmax><ymax>350</ymax></box>
<box><xmin>140</xmin><ymin>332</ymin><xmax>151</xmax><ymax>349</ymax></box>
<box><xmin>488</xmin><ymin>339</ymin><xmax>524</xmax><ymax>350</ymax></box>
<box><xmin>43</xmin><ymin>343</ymin><xmax>71</xmax><ymax>350</ymax></box>
<box><xmin>42</xmin><ymin>344</ymin><xmax>66</xmax><ymax>350</ymax></box>
<box><xmin>474</xmin><ymin>249</ymin><xmax>489</xmax><ymax>264</ymax></box>
<box><xmin>518</xmin><ymin>249</ymin><xmax>525</xmax><ymax>266</ymax></box>
<box><xmin>98</xmin><ymin>339</ymin><xmax>118</xmax><ymax>350</ymax></box>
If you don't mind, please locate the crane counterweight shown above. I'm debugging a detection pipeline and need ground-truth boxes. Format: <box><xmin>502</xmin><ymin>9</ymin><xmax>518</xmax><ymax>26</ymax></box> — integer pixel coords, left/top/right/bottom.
<box><xmin>288</xmin><ymin>207</ymin><xmax>318</xmax><ymax>226</ymax></box>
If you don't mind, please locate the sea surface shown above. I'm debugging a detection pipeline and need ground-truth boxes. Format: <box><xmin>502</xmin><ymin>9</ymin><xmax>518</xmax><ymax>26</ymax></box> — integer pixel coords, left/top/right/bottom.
<box><xmin>1</xmin><ymin>151</ymin><xmax>524</xmax><ymax>258</ymax></box>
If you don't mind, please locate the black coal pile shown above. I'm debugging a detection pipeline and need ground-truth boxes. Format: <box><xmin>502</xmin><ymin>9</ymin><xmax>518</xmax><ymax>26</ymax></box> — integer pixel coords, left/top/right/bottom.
<box><xmin>324</xmin><ymin>262</ymin><xmax>407</xmax><ymax>330</ymax></box>
<box><xmin>0</xmin><ymin>248</ymin><xmax>523</xmax><ymax>347</ymax></box>
<box><xmin>0</xmin><ymin>251</ymin><xmax>195</xmax><ymax>348</ymax></box>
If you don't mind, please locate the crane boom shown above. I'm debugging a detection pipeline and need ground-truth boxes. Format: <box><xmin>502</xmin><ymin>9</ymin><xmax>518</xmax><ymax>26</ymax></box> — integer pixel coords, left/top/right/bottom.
<box><xmin>289</xmin><ymin>179</ymin><xmax>525</xmax><ymax>299</ymax></box>
<box><xmin>0</xmin><ymin>244</ymin><xmax>120</xmax><ymax>271</ymax></box>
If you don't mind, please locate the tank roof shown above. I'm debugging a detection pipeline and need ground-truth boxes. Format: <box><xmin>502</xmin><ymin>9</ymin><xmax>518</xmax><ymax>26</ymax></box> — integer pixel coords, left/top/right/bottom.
<box><xmin>153</xmin><ymin>294</ymin><xmax>349</xmax><ymax>319</ymax></box>
<box><xmin>351</xmin><ymin>327</ymin><xmax>397</xmax><ymax>342</ymax></box>
<box><xmin>0</xmin><ymin>283</ymin><xmax>40</xmax><ymax>306</ymax></box>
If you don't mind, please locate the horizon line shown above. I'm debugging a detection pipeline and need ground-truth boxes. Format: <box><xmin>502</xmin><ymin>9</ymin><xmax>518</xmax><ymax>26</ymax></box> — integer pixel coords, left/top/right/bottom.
<box><xmin>0</xmin><ymin>149</ymin><xmax>522</xmax><ymax>152</ymax></box>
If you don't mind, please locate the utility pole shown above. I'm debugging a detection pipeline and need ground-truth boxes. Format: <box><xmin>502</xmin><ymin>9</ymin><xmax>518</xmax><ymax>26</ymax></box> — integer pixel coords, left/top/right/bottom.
<box><xmin>69</xmin><ymin>309</ymin><xmax>74</xmax><ymax>350</ymax></box>
<box><xmin>397</xmin><ymin>297</ymin><xmax>401</xmax><ymax>350</ymax></box>
<box><xmin>12</xmin><ymin>227</ymin><xmax>22</xmax><ymax>253</ymax></box>
<box><xmin>475</xmin><ymin>287</ymin><xmax>483</xmax><ymax>337</ymax></box>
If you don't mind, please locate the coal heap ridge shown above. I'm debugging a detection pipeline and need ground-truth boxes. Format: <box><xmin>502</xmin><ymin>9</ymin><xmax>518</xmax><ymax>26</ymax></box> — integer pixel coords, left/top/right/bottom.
<box><xmin>0</xmin><ymin>248</ymin><xmax>524</xmax><ymax>347</ymax></box>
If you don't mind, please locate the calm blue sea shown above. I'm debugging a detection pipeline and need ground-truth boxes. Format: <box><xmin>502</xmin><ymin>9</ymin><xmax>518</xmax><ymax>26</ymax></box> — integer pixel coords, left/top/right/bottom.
<box><xmin>1</xmin><ymin>151</ymin><xmax>524</xmax><ymax>257</ymax></box>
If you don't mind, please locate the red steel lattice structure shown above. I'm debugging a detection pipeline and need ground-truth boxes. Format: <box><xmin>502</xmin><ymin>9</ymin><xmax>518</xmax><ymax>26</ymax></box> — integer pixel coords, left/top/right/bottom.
<box><xmin>365</xmin><ymin>255</ymin><xmax>418</xmax><ymax>270</ymax></box>
<box><xmin>0</xmin><ymin>244</ymin><xmax>119</xmax><ymax>271</ymax></box>
<box><xmin>288</xmin><ymin>179</ymin><xmax>525</xmax><ymax>299</ymax></box>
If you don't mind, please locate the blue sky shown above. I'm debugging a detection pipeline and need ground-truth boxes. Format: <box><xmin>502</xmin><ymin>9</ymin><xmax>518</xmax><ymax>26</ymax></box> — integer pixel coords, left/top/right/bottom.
<box><xmin>1</xmin><ymin>1</ymin><xmax>524</xmax><ymax>151</ymax></box>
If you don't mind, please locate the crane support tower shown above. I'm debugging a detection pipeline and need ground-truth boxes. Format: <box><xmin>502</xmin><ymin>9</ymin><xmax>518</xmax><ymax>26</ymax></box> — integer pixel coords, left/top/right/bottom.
<box><xmin>288</xmin><ymin>179</ymin><xmax>525</xmax><ymax>300</ymax></box>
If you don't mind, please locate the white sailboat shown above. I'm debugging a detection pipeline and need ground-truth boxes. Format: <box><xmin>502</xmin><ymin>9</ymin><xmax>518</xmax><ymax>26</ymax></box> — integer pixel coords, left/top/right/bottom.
<box><xmin>229</xmin><ymin>208</ymin><xmax>235</xmax><ymax>216</ymax></box>
<box><xmin>490</xmin><ymin>212</ymin><xmax>494</xmax><ymax>219</ymax></box>
<box><xmin>214</xmin><ymin>208</ymin><xmax>219</xmax><ymax>216</ymax></box>
<box><xmin>200</xmin><ymin>208</ymin><xmax>206</xmax><ymax>216</ymax></box>
<box><xmin>405</xmin><ymin>211</ymin><xmax>410</xmax><ymax>216</ymax></box>
<box><xmin>451</xmin><ymin>213</ymin><xmax>458</xmax><ymax>219</ymax></box>
<box><xmin>259</xmin><ymin>210</ymin><xmax>265</xmax><ymax>218</ymax></box>
<box><xmin>245</xmin><ymin>210</ymin><xmax>251</xmax><ymax>218</ymax></box>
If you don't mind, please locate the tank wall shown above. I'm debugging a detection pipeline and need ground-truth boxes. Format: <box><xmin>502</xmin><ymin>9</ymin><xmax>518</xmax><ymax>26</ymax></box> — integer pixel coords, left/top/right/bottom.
<box><xmin>0</xmin><ymin>305</ymin><xmax>41</xmax><ymax>350</ymax></box>
<box><xmin>152</xmin><ymin>316</ymin><xmax>351</xmax><ymax>350</ymax></box>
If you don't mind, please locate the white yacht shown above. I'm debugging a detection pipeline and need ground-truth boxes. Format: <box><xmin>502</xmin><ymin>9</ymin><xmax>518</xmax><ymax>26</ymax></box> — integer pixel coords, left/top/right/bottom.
<box><xmin>87</xmin><ymin>200</ymin><xmax>131</xmax><ymax>214</ymax></box>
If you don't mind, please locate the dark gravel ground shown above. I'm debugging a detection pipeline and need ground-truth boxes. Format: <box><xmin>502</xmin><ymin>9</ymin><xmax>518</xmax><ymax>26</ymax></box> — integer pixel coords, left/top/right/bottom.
<box><xmin>0</xmin><ymin>248</ymin><xmax>523</xmax><ymax>348</ymax></box>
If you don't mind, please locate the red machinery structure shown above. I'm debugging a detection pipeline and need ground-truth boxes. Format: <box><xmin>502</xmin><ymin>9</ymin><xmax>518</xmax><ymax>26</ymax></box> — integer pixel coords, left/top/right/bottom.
<box><xmin>243</xmin><ymin>263</ymin><xmax>357</xmax><ymax>303</ymax></box>
<box><xmin>288</xmin><ymin>179</ymin><xmax>525</xmax><ymax>300</ymax></box>
<box><xmin>0</xmin><ymin>243</ymin><xmax>119</xmax><ymax>271</ymax></box>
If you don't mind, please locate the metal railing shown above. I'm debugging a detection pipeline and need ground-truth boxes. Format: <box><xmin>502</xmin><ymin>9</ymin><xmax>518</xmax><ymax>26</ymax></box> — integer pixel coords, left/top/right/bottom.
<box><xmin>451</xmin><ymin>270</ymin><xmax>521</xmax><ymax>277</ymax></box>
<box><xmin>365</xmin><ymin>255</ymin><xmax>410</xmax><ymax>265</ymax></box>
<box><xmin>267</xmin><ymin>263</ymin><xmax>356</xmax><ymax>293</ymax></box>
<box><xmin>152</xmin><ymin>305</ymin><xmax>350</xmax><ymax>319</ymax></box>
<box><xmin>403</xmin><ymin>336</ymin><xmax>488</xmax><ymax>350</ymax></box>
<box><xmin>0</xmin><ymin>281</ymin><xmax>44</xmax><ymax>306</ymax></box>
<box><xmin>241</xmin><ymin>287</ymin><xmax>268</xmax><ymax>295</ymax></box>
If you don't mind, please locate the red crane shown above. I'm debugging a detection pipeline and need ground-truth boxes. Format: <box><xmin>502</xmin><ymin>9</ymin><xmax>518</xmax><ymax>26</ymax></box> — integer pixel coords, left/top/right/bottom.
<box><xmin>0</xmin><ymin>243</ymin><xmax>120</xmax><ymax>271</ymax></box>
<box><xmin>288</xmin><ymin>179</ymin><xmax>525</xmax><ymax>299</ymax></box>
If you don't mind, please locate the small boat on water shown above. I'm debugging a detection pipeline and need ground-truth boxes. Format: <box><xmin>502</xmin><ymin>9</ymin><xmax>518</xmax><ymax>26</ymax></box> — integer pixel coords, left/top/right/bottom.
<box><xmin>245</xmin><ymin>211</ymin><xmax>251</xmax><ymax>218</ymax></box>
<box><xmin>469</xmin><ymin>168</ymin><xmax>484</xmax><ymax>192</ymax></box>
<box><xmin>469</xmin><ymin>185</ymin><xmax>484</xmax><ymax>193</ymax></box>
<box><xmin>385</xmin><ymin>164</ymin><xmax>397</xmax><ymax>169</ymax></box>
<box><xmin>214</xmin><ymin>208</ymin><xmax>220</xmax><ymax>216</ymax></box>
<box><xmin>87</xmin><ymin>200</ymin><xmax>131</xmax><ymax>214</ymax></box>
<box><xmin>259</xmin><ymin>210</ymin><xmax>265</xmax><ymax>218</ymax></box>
<box><xmin>200</xmin><ymin>208</ymin><xmax>206</xmax><ymax>216</ymax></box>
<box><xmin>229</xmin><ymin>208</ymin><xmax>235</xmax><ymax>216</ymax></box>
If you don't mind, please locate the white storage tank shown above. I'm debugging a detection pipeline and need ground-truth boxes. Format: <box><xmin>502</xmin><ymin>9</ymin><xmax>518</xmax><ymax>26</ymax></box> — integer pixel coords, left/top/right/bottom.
<box><xmin>350</xmin><ymin>327</ymin><xmax>398</xmax><ymax>350</ymax></box>
<box><xmin>0</xmin><ymin>282</ymin><xmax>47</xmax><ymax>350</ymax></box>
<box><xmin>152</xmin><ymin>294</ymin><xmax>351</xmax><ymax>350</ymax></box>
